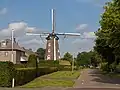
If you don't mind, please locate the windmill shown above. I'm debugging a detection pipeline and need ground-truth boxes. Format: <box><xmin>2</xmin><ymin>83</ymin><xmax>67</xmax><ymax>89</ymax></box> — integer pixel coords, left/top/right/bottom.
<box><xmin>26</xmin><ymin>9</ymin><xmax>81</xmax><ymax>60</ymax></box>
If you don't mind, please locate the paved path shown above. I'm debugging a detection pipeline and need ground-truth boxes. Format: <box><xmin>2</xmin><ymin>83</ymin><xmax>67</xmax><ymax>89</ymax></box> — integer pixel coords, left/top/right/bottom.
<box><xmin>74</xmin><ymin>69</ymin><xmax>120</xmax><ymax>88</ymax></box>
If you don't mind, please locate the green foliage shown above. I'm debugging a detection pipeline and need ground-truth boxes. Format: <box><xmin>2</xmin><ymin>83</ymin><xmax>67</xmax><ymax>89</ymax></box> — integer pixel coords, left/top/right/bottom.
<box><xmin>15</xmin><ymin>67</ymin><xmax>58</xmax><ymax>86</ymax></box>
<box><xmin>116</xmin><ymin>63</ymin><xmax>120</xmax><ymax>73</ymax></box>
<box><xmin>94</xmin><ymin>0</ymin><xmax>120</xmax><ymax>72</ymax></box>
<box><xmin>45</xmin><ymin>71</ymin><xmax>80</xmax><ymax>79</ymax></box>
<box><xmin>76</xmin><ymin>52</ymin><xmax>91</xmax><ymax>66</ymax></box>
<box><xmin>14</xmin><ymin>63</ymin><xmax>27</xmax><ymax>68</ymax></box>
<box><xmin>36</xmin><ymin>48</ymin><xmax>45</xmax><ymax>60</ymax></box>
<box><xmin>57</xmin><ymin>65</ymin><xmax>72</xmax><ymax>71</ymax></box>
<box><xmin>0</xmin><ymin>62</ymin><xmax>15</xmax><ymax>87</ymax></box>
<box><xmin>21</xmin><ymin>71</ymin><xmax>80</xmax><ymax>88</ymax></box>
<box><xmin>90</xmin><ymin>51</ymin><xmax>102</xmax><ymax>67</ymax></box>
<box><xmin>22</xmin><ymin>79</ymin><xmax>74</xmax><ymax>88</ymax></box>
<box><xmin>27</xmin><ymin>54</ymin><xmax>37</xmax><ymax>67</ymax></box>
<box><xmin>63</xmin><ymin>52</ymin><xmax>73</xmax><ymax>61</ymax></box>
<box><xmin>100</xmin><ymin>62</ymin><xmax>109</xmax><ymax>72</ymax></box>
<box><xmin>38</xmin><ymin>60</ymin><xmax>59</xmax><ymax>67</ymax></box>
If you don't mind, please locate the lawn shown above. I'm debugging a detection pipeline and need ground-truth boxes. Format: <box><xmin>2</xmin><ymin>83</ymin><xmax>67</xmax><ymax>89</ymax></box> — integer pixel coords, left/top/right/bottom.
<box><xmin>41</xmin><ymin>71</ymin><xmax>80</xmax><ymax>79</ymax></box>
<box><xmin>21</xmin><ymin>71</ymin><xmax>80</xmax><ymax>88</ymax></box>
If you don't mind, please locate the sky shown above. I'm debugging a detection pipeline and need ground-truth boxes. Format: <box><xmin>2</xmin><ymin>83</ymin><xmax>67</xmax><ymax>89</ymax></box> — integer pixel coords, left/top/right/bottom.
<box><xmin>0</xmin><ymin>0</ymin><xmax>111</xmax><ymax>57</ymax></box>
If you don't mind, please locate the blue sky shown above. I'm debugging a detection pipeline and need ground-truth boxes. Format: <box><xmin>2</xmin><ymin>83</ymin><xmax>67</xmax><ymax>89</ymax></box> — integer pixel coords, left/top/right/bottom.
<box><xmin>0</xmin><ymin>0</ymin><xmax>111</xmax><ymax>56</ymax></box>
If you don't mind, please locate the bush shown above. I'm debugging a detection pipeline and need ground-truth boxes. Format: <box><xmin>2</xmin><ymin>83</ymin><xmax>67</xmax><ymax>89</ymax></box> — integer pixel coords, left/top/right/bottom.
<box><xmin>15</xmin><ymin>60</ymin><xmax>60</xmax><ymax>68</ymax></box>
<box><xmin>57</xmin><ymin>65</ymin><xmax>72</xmax><ymax>71</ymax></box>
<box><xmin>100</xmin><ymin>62</ymin><xmax>109</xmax><ymax>72</ymax></box>
<box><xmin>38</xmin><ymin>60</ymin><xmax>59</xmax><ymax>67</ymax></box>
<box><xmin>15</xmin><ymin>67</ymin><xmax>58</xmax><ymax>86</ymax></box>
<box><xmin>116</xmin><ymin>63</ymin><xmax>120</xmax><ymax>73</ymax></box>
<box><xmin>14</xmin><ymin>64</ymin><xmax>27</xmax><ymax>68</ymax></box>
<box><xmin>27</xmin><ymin>54</ymin><xmax>37</xmax><ymax>67</ymax></box>
<box><xmin>0</xmin><ymin>62</ymin><xmax>15</xmax><ymax>87</ymax></box>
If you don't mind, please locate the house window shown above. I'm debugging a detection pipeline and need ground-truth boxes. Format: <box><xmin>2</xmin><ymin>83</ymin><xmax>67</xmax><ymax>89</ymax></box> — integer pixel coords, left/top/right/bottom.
<box><xmin>5</xmin><ymin>52</ymin><xmax>8</xmax><ymax>56</ymax></box>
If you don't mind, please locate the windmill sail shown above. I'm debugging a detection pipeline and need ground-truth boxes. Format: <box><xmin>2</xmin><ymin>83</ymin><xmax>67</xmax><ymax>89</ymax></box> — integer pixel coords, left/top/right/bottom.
<box><xmin>26</xmin><ymin>9</ymin><xmax>80</xmax><ymax>61</ymax></box>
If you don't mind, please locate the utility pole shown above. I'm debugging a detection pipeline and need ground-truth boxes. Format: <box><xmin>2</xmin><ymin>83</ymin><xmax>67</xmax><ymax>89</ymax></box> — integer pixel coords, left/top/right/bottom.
<box><xmin>11</xmin><ymin>29</ymin><xmax>14</xmax><ymax>63</ymax></box>
<box><xmin>11</xmin><ymin>29</ymin><xmax>15</xmax><ymax>88</ymax></box>
<box><xmin>72</xmin><ymin>53</ymin><xmax>75</xmax><ymax>74</ymax></box>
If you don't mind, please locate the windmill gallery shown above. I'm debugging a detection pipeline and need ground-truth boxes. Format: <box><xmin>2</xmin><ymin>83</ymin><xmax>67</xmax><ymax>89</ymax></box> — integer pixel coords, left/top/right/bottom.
<box><xmin>26</xmin><ymin>9</ymin><xmax>81</xmax><ymax>60</ymax></box>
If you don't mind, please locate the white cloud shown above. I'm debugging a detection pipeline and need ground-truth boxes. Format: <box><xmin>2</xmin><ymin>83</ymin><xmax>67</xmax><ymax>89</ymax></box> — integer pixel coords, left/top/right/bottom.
<box><xmin>82</xmin><ymin>32</ymin><xmax>96</xmax><ymax>39</ymax></box>
<box><xmin>0</xmin><ymin>22</ymin><xmax>46</xmax><ymax>51</ymax></box>
<box><xmin>0</xmin><ymin>8</ymin><xmax>7</xmax><ymax>15</ymax></box>
<box><xmin>76</xmin><ymin>24</ymin><xmax>88</xmax><ymax>30</ymax></box>
<box><xmin>72</xmin><ymin>31</ymin><xmax>96</xmax><ymax>53</ymax></box>
<box><xmin>0</xmin><ymin>22</ymin><xmax>96</xmax><ymax>55</ymax></box>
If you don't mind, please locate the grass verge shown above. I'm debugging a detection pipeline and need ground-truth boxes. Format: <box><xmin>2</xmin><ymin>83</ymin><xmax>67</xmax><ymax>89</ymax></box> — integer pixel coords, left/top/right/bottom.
<box><xmin>21</xmin><ymin>71</ymin><xmax>80</xmax><ymax>88</ymax></box>
<box><xmin>101</xmin><ymin>71</ymin><xmax>120</xmax><ymax>78</ymax></box>
<box><xmin>41</xmin><ymin>71</ymin><xmax>80</xmax><ymax>79</ymax></box>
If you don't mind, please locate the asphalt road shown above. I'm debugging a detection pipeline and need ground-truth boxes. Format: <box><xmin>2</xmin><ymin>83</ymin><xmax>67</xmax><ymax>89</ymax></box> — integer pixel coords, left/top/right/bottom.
<box><xmin>74</xmin><ymin>69</ymin><xmax>120</xmax><ymax>88</ymax></box>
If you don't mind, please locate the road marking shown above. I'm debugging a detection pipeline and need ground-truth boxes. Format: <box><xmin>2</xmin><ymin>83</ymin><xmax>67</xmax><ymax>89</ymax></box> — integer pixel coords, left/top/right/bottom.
<box><xmin>116</xmin><ymin>84</ymin><xmax>119</xmax><ymax>85</ymax></box>
<box><xmin>82</xmin><ymin>83</ymin><xmax>84</xmax><ymax>84</ymax></box>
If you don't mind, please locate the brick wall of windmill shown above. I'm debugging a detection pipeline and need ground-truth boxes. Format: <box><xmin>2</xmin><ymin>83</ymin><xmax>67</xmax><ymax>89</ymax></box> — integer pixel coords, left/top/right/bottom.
<box><xmin>45</xmin><ymin>39</ymin><xmax>60</xmax><ymax>60</ymax></box>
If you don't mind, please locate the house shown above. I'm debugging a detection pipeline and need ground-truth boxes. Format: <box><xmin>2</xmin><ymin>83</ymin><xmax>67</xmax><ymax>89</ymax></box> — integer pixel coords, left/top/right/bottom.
<box><xmin>24</xmin><ymin>48</ymin><xmax>35</xmax><ymax>57</ymax></box>
<box><xmin>0</xmin><ymin>38</ymin><xmax>27</xmax><ymax>64</ymax></box>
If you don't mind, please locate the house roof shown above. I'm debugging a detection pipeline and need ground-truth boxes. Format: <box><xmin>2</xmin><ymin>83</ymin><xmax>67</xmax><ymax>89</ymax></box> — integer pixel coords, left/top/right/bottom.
<box><xmin>24</xmin><ymin>49</ymin><xmax>35</xmax><ymax>56</ymax></box>
<box><xmin>0</xmin><ymin>39</ymin><xmax>25</xmax><ymax>52</ymax></box>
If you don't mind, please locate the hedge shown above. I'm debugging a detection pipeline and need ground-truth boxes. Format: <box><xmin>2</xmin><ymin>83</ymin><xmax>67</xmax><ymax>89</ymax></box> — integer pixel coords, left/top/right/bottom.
<box><xmin>14</xmin><ymin>60</ymin><xmax>59</xmax><ymax>68</ymax></box>
<box><xmin>0</xmin><ymin>62</ymin><xmax>15</xmax><ymax>87</ymax></box>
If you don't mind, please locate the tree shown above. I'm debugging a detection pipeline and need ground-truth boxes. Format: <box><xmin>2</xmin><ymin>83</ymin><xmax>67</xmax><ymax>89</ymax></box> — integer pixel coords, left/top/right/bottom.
<box><xmin>76</xmin><ymin>52</ymin><xmax>91</xmax><ymax>66</ymax></box>
<box><xmin>36</xmin><ymin>48</ymin><xmax>45</xmax><ymax>60</ymax></box>
<box><xmin>94</xmin><ymin>0</ymin><xmax>120</xmax><ymax>71</ymax></box>
<box><xmin>90</xmin><ymin>51</ymin><xmax>102</xmax><ymax>67</ymax></box>
<box><xmin>63</xmin><ymin>52</ymin><xmax>73</xmax><ymax>61</ymax></box>
<box><xmin>27</xmin><ymin>54</ymin><xmax>37</xmax><ymax>67</ymax></box>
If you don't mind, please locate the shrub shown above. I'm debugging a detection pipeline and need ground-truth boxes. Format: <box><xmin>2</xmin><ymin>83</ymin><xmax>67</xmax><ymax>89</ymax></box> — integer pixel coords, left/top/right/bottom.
<box><xmin>57</xmin><ymin>65</ymin><xmax>72</xmax><ymax>71</ymax></box>
<box><xmin>27</xmin><ymin>54</ymin><xmax>37</xmax><ymax>67</ymax></box>
<box><xmin>100</xmin><ymin>62</ymin><xmax>109</xmax><ymax>72</ymax></box>
<box><xmin>116</xmin><ymin>63</ymin><xmax>120</xmax><ymax>73</ymax></box>
<box><xmin>0</xmin><ymin>62</ymin><xmax>15</xmax><ymax>87</ymax></box>
<box><xmin>14</xmin><ymin>64</ymin><xmax>27</xmax><ymax>68</ymax></box>
<box><xmin>38</xmin><ymin>60</ymin><xmax>59</xmax><ymax>67</ymax></box>
<box><xmin>14</xmin><ymin>67</ymin><xmax>58</xmax><ymax>86</ymax></box>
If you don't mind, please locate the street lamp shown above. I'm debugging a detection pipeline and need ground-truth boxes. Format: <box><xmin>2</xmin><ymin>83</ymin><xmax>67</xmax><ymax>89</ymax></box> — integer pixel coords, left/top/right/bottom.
<box><xmin>11</xmin><ymin>29</ymin><xmax>14</xmax><ymax>88</ymax></box>
<box><xmin>11</xmin><ymin>29</ymin><xmax>14</xmax><ymax>63</ymax></box>
<box><xmin>72</xmin><ymin>53</ymin><xmax>75</xmax><ymax>74</ymax></box>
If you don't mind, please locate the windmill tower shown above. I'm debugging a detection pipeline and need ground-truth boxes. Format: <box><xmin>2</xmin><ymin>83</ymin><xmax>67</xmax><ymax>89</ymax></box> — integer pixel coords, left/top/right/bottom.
<box><xmin>26</xmin><ymin>9</ymin><xmax>81</xmax><ymax>61</ymax></box>
<box><xmin>45</xmin><ymin>9</ymin><xmax>60</xmax><ymax>60</ymax></box>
